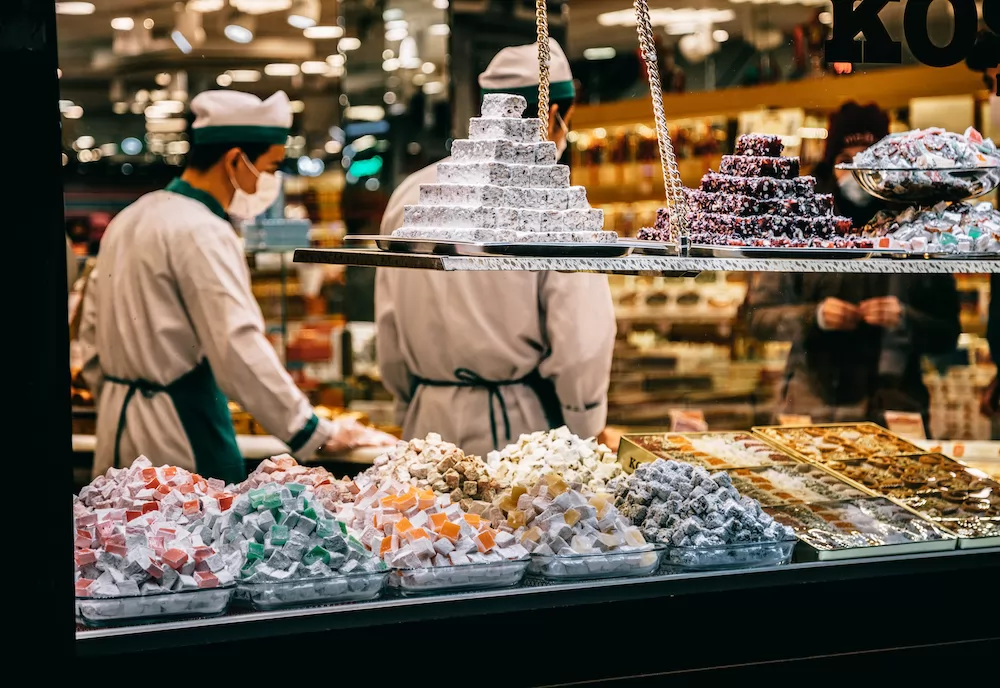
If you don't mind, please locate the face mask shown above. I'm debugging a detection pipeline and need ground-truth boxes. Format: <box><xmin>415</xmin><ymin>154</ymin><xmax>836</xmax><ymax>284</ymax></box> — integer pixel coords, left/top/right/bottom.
<box><xmin>838</xmin><ymin>173</ymin><xmax>873</xmax><ymax>207</ymax></box>
<box><xmin>228</xmin><ymin>153</ymin><xmax>280</xmax><ymax>220</ymax></box>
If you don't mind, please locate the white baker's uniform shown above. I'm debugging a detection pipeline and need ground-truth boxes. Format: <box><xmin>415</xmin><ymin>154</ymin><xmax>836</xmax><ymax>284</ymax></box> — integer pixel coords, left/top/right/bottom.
<box><xmin>79</xmin><ymin>179</ymin><xmax>332</xmax><ymax>480</ymax></box>
<box><xmin>375</xmin><ymin>161</ymin><xmax>616</xmax><ymax>458</ymax></box>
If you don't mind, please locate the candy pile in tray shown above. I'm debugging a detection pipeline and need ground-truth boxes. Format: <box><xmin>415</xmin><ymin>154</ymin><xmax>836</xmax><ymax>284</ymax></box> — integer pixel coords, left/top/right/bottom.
<box><xmin>863</xmin><ymin>201</ymin><xmax>1000</xmax><ymax>254</ymax></box>
<box><xmin>234</xmin><ymin>454</ymin><xmax>356</xmax><ymax>512</ymax></box>
<box><xmin>499</xmin><ymin>474</ymin><xmax>657</xmax><ymax>578</ymax></box>
<box><xmin>486</xmin><ymin>426</ymin><xmax>622</xmax><ymax>493</ymax></box>
<box><xmin>727</xmin><ymin>464</ymin><xmax>870</xmax><ymax>506</ymax></box>
<box><xmin>392</xmin><ymin>93</ymin><xmax>615</xmax><ymax>244</ymax></box>
<box><xmin>613</xmin><ymin>459</ymin><xmax>795</xmax><ymax>568</ymax></box>
<box><xmin>361</xmin><ymin>433</ymin><xmax>503</xmax><ymax>508</ymax></box>
<box><xmin>849</xmin><ymin>127</ymin><xmax>1000</xmax><ymax>201</ymax></box>
<box><xmin>624</xmin><ymin>432</ymin><xmax>799</xmax><ymax>470</ymax></box>
<box><xmin>218</xmin><ymin>483</ymin><xmax>384</xmax><ymax>599</ymax></box>
<box><xmin>852</xmin><ymin>127</ymin><xmax>999</xmax><ymax>170</ymax></box>
<box><xmin>766</xmin><ymin>498</ymin><xmax>954</xmax><ymax>555</ymax></box>
<box><xmin>644</xmin><ymin>134</ymin><xmax>856</xmax><ymax>248</ymax></box>
<box><xmin>341</xmin><ymin>481</ymin><xmax>527</xmax><ymax>570</ymax></box>
<box><xmin>754</xmin><ymin>423</ymin><xmax>922</xmax><ymax>464</ymax></box>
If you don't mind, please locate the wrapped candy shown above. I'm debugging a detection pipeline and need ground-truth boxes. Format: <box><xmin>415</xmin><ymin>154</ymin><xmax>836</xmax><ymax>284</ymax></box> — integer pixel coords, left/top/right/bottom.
<box><xmin>864</xmin><ymin>201</ymin><xmax>1000</xmax><ymax>253</ymax></box>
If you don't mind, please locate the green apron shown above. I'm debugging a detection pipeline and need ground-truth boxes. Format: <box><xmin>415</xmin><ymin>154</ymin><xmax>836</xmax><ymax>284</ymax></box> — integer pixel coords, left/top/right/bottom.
<box><xmin>102</xmin><ymin>178</ymin><xmax>246</xmax><ymax>484</ymax></box>
<box><xmin>105</xmin><ymin>361</ymin><xmax>245</xmax><ymax>484</ymax></box>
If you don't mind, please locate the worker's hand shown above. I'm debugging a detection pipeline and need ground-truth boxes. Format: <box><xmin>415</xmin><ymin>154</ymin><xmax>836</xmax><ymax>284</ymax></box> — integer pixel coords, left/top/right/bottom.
<box><xmin>817</xmin><ymin>298</ymin><xmax>861</xmax><ymax>331</ymax></box>
<box><xmin>322</xmin><ymin>417</ymin><xmax>397</xmax><ymax>455</ymax></box>
<box><xmin>598</xmin><ymin>426</ymin><xmax>624</xmax><ymax>452</ymax></box>
<box><xmin>860</xmin><ymin>296</ymin><xmax>904</xmax><ymax>330</ymax></box>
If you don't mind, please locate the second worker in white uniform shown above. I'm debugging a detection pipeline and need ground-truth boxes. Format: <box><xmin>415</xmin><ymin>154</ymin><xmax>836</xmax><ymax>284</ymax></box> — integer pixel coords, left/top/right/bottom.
<box><xmin>376</xmin><ymin>40</ymin><xmax>618</xmax><ymax>458</ymax></box>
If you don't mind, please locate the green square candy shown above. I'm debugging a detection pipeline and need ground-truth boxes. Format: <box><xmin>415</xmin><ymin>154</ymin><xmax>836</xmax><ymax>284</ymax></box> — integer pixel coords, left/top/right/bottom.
<box><xmin>316</xmin><ymin>518</ymin><xmax>336</xmax><ymax>538</ymax></box>
<box><xmin>240</xmin><ymin>559</ymin><xmax>259</xmax><ymax>578</ymax></box>
<box><xmin>270</xmin><ymin>525</ymin><xmax>290</xmax><ymax>546</ymax></box>
<box><xmin>303</xmin><ymin>507</ymin><xmax>318</xmax><ymax>521</ymax></box>
<box><xmin>263</xmin><ymin>493</ymin><xmax>283</xmax><ymax>510</ymax></box>
<box><xmin>287</xmin><ymin>483</ymin><xmax>306</xmax><ymax>496</ymax></box>
<box><xmin>304</xmin><ymin>546</ymin><xmax>331</xmax><ymax>566</ymax></box>
<box><xmin>248</xmin><ymin>488</ymin><xmax>266</xmax><ymax>509</ymax></box>
<box><xmin>247</xmin><ymin>542</ymin><xmax>265</xmax><ymax>561</ymax></box>
<box><xmin>348</xmin><ymin>536</ymin><xmax>365</xmax><ymax>552</ymax></box>
<box><xmin>338</xmin><ymin>521</ymin><xmax>348</xmax><ymax>535</ymax></box>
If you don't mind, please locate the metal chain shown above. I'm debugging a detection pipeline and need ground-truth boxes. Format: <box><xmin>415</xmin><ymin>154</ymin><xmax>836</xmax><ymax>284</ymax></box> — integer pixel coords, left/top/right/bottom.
<box><xmin>536</xmin><ymin>0</ymin><xmax>551</xmax><ymax>140</ymax></box>
<box><xmin>633</xmin><ymin>0</ymin><xmax>689</xmax><ymax>246</ymax></box>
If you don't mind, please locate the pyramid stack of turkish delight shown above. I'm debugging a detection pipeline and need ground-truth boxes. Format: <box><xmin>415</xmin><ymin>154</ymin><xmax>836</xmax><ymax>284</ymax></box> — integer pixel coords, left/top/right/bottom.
<box><xmin>393</xmin><ymin>93</ymin><xmax>616</xmax><ymax>244</ymax></box>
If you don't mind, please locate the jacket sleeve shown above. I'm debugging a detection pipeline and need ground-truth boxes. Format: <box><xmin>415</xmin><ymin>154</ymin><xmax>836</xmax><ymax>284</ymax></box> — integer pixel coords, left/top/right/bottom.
<box><xmin>537</xmin><ymin>273</ymin><xmax>616</xmax><ymax>439</ymax></box>
<box><xmin>78</xmin><ymin>267</ymin><xmax>104</xmax><ymax>401</ymax></box>
<box><xmin>904</xmin><ymin>275</ymin><xmax>961</xmax><ymax>356</ymax></box>
<box><xmin>173</xmin><ymin>226</ymin><xmax>334</xmax><ymax>460</ymax></box>
<box><xmin>375</xmin><ymin>268</ymin><xmax>413</xmax><ymax>427</ymax></box>
<box><xmin>745</xmin><ymin>272</ymin><xmax>818</xmax><ymax>343</ymax></box>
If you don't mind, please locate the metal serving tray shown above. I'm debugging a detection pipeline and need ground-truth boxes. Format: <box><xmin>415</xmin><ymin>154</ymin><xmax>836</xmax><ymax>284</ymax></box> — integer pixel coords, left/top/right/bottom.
<box><xmin>616</xmin><ymin>239</ymin><xmax>678</xmax><ymax>256</ymax></box>
<box><xmin>690</xmin><ymin>245</ymin><xmax>880</xmax><ymax>260</ymax></box>
<box><xmin>355</xmin><ymin>236</ymin><xmax>633</xmax><ymax>258</ymax></box>
<box><xmin>752</xmin><ymin>422</ymin><xmax>924</xmax><ymax>465</ymax></box>
<box><xmin>618</xmin><ymin>431</ymin><xmax>802</xmax><ymax>474</ymax></box>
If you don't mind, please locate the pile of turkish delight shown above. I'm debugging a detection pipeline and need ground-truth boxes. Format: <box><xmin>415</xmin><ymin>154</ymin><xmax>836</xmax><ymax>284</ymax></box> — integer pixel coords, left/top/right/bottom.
<box><xmin>685</xmin><ymin>134</ymin><xmax>854</xmax><ymax>247</ymax></box>
<box><xmin>393</xmin><ymin>93</ymin><xmax>616</xmax><ymax>244</ymax></box>
<box><xmin>849</xmin><ymin>128</ymin><xmax>1000</xmax><ymax>202</ymax></box>
<box><xmin>486</xmin><ymin>426</ymin><xmax>622</xmax><ymax>494</ymax></box>
<box><xmin>613</xmin><ymin>459</ymin><xmax>794</xmax><ymax>566</ymax></box>
<box><xmin>361</xmin><ymin>433</ymin><xmax>503</xmax><ymax>508</ymax></box>
<box><xmin>234</xmin><ymin>454</ymin><xmax>356</xmax><ymax>513</ymax></box>
<box><xmin>863</xmin><ymin>201</ymin><xmax>1000</xmax><ymax>253</ymax></box>
<box><xmin>216</xmin><ymin>482</ymin><xmax>384</xmax><ymax>606</ymax></box>
<box><xmin>74</xmin><ymin>457</ymin><xmax>237</xmax><ymax>603</ymax></box>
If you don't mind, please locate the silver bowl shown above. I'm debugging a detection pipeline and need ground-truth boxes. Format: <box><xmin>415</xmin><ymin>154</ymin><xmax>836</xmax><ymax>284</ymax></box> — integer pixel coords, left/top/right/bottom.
<box><xmin>836</xmin><ymin>164</ymin><xmax>1000</xmax><ymax>203</ymax></box>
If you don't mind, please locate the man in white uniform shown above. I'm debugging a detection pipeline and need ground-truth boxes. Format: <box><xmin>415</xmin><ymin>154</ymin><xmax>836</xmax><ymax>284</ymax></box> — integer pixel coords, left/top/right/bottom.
<box><xmin>376</xmin><ymin>41</ymin><xmax>618</xmax><ymax>458</ymax></box>
<box><xmin>80</xmin><ymin>90</ymin><xmax>393</xmax><ymax>482</ymax></box>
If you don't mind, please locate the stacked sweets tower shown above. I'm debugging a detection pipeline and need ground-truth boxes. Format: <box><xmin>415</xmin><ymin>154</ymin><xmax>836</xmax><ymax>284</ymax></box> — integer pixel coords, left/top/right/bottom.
<box><xmin>640</xmin><ymin>134</ymin><xmax>854</xmax><ymax>247</ymax></box>
<box><xmin>392</xmin><ymin>94</ymin><xmax>617</xmax><ymax>244</ymax></box>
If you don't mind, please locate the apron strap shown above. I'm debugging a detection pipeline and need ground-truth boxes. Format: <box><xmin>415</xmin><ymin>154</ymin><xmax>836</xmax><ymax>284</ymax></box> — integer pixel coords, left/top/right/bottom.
<box><xmin>413</xmin><ymin>367</ymin><xmax>559</xmax><ymax>451</ymax></box>
<box><xmin>103</xmin><ymin>374</ymin><xmax>169</xmax><ymax>470</ymax></box>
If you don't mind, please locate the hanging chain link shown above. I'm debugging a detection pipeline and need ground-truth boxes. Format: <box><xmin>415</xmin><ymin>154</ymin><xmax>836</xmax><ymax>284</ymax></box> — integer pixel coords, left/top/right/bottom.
<box><xmin>536</xmin><ymin>0</ymin><xmax>551</xmax><ymax>140</ymax></box>
<box><xmin>633</xmin><ymin>0</ymin><xmax>689</xmax><ymax>246</ymax></box>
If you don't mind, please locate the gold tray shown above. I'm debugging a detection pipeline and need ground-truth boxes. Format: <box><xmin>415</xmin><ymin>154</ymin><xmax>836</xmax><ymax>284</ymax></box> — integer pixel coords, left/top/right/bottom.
<box><xmin>752</xmin><ymin>422</ymin><xmax>924</xmax><ymax>465</ymax></box>
<box><xmin>619</xmin><ymin>430</ymin><xmax>802</xmax><ymax>474</ymax></box>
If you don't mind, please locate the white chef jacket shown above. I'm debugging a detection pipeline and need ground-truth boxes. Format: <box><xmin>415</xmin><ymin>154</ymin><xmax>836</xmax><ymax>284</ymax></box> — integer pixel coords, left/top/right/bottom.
<box><xmin>375</xmin><ymin>160</ymin><xmax>616</xmax><ymax>458</ymax></box>
<box><xmin>79</xmin><ymin>180</ymin><xmax>333</xmax><ymax>478</ymax></box>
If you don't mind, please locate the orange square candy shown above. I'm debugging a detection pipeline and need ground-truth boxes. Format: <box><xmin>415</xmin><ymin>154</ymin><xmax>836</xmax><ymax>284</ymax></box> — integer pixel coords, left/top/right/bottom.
<box><xmin>440</xmin><ymin>521</ymin><xmax>460</xmax><ymax>541</ymax></box>
<box><xmin>476</xmin><ymin>530</ymin><xmax>495</xmax><ymax>552</ymax></box>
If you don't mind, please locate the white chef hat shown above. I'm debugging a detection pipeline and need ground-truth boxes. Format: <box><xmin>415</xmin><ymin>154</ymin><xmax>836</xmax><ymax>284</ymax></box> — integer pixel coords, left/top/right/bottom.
<box><xmin>190</xmin><ymin>90</ymin><xmax>292</xmax><ymax>145</ymax></box>
<box><xmin>479</xmin><ymin>38</ymin><xmax>575</xmax><ymax>104</ymax></box>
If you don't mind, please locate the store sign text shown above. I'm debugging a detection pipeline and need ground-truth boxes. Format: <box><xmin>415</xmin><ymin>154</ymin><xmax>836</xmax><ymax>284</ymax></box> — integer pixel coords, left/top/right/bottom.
<box><xmin>826</xmin><ymin>0</ymin><xmax>998</xmax><ymax>69</ymax></box>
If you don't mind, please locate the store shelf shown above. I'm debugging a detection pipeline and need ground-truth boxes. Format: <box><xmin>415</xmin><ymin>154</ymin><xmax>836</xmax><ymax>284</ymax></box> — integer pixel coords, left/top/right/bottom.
<box><xmin>72</xmin><ymin>434</ymin><xmax>381</xmax><ymax>464</ymax></box>
<box><xmin>294</xmin><ymin>248</ymin><xmax>1000</xmax><ymax>275</ymax></box>
<box><xmin>75</xmin><ymin>547</ymin><xmax>999</xmax><ymax>660</ymax></box>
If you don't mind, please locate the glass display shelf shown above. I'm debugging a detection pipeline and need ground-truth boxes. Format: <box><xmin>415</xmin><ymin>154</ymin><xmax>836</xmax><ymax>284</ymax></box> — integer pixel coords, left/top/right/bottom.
<box><xmin>294</xmin><ymin>248</ymin><xmax>1000</xmax><ymax>275</ymax></box>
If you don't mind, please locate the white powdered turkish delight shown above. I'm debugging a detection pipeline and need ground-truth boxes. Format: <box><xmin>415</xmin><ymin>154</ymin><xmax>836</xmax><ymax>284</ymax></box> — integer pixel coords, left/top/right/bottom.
<box><xmin>437</xmin><ymin>162</ymin><xmax>513</xmax><ymax>186</ymax></box>
<box><xmin>529</xmin><ymin>165</ymin><xmax>571</xmax><ymax>188</ymax></box>
<box><xmin>419</xmin><ymin>184</ymin><xmax>506</xmax><ymax>207</ymax></box>
<box><xmin>468</xmin><ymin>117</ymin><xmax>540</xmax><ymax>143</ymax></box>
<box><xmin>539</xmin><ymin>208</ymin><xmax>604</xmax><ymax>232</ymax></box>
<box><xmin>481</xmin><ymin>93</ymin><xmax>527</xmax><ymax>118</ymax></box>
<box><xmin>451</xmin><ymin>139</ymin><xmax>537</xmax><ymax>165</ymax></box>
<box><xmin>535</xmin><ymin>141</ymin><xmax>558</xmax><ymax>165</ymax></box>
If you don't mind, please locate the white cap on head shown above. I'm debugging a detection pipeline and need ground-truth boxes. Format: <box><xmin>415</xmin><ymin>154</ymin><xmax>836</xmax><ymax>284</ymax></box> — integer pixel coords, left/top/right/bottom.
<box><xmin>478</xmin><ymin>38</ymin><xmax>575</xmax><ymax>103</ymax></box>
<box><xmin>190</xmin><ymin>90</ymin><xmax>292</xmax><ymax>145</ymax></box>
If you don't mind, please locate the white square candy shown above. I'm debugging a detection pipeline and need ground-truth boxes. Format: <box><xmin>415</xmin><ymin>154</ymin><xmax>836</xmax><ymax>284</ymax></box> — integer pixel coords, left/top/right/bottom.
<box><xmin>481</xmin><ymin>94</ymin><xmax>527</xmax><ymax>118</ymax></box>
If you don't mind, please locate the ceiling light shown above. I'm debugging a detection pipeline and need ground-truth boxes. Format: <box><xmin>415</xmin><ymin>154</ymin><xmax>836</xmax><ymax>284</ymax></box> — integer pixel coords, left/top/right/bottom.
<box><xmin>327</xmin><ymin>53</ymin><xmax>346</xmax><ymax>67</ymax></box>
<box><xmin>597</xmin><ymin>8</ymin><xmax>734</xmax><ymax>29</ymax></box>
<box><xmin>287</xmin><ymin>0</ymin><xmax>320</xmax><ymax>29</ymax></box>
<box><xmin>383</xmin><ymin>92</ymin><xmax>397</xmax><ymax>105</ymax></box>
<box><xmin>421</xmin><ymin>62</ymin><xmax>436</xmax><ymax>74</ymax></box>
<box><xmin>433</xmin><ymin>0</ymin><xmax>449</xmax><ymax>9</ymax></box>
<box><xmin>819</xmin><ymin>11</ymin><xmax>833</xmax><ymax>25</ymax></box>
<box><xmin>55</xmin><ymin>2</ymin><xmax>95</xmax><ymax>15</ymax></box>
<box><xmin>75</xmin><ymin>136</ymin><xmax>95</xmax><ymax>150</ymax></box>
<box><xmin>344</xmin><ymin>105</ymin><xmax>385</xmax><ymax>121</ymax></box>
<box><xmin>325</xmin><ymin>64</ymin><xmax>345</xmax><ymax>77</ymax></box>
<box><xmin>290</xmin><ymin>100</ymin><xmax>306</xmax><ymax>113</ymax></box>
<box><xmin>111</xmin><ymin>17</ymin><xmax>134</xmax><ymax>31</ymax></box>
<box><xmin>385</xmin><ymin>28</ymin><xmax>408</xmax><ymax>42</ymax></box>
<box><xmin>227</xmin><ymin>69</ymin><xmax>261</xmax><ymax>82</ymax></box>
<box><xmin>713</xmin><ymin>30</ymin><xmax>730</xmax><ymax>43</ymax></box>
<box><xmin>64</xmin><ymin>105</ymin><xmax>84</xmax><ymax>119</ymax></box>
<box><xmin>216</xmin><ymin>73</ymin><xmax>233</xmax><ymax>87</ymax></box>
<box><xmin>173</xmin><ymin>6</ymin><xmax>205</xmax><ymax>54</ymax></box>
<box><xmin>265</xmin><ymin>63</ymin><xmax>301</xmax><ymax>76</ymax></box>
<box><xmin>339</xmin><ymin>37</ymin><xmax>361</xmax><ymax>51</ymax></box>
<box><xmin>583</xmin><ymin>47</ymin><xmax>616</xmax><ymax>61</ymax></box>
<box><xmin>413</xmin><ymin>73</ymin><xmax>427</xmax><ymax>86</ymax></box>
<box><xmin>304</xmin><ymin>25</ymin><xmax>343</xmax><ymax>39</ymax></box>
<box><xmin>422</xmin><ymin>81</ymin><xmax>445</xmax><ymax>95</ymax></box>
<box><xmin>385</xmin><ymin>19</ymin><xmax>408</xmax><ymax>31</ymax></box>
<box><xmin>301</xmin><ymin>61</ymin><xmax>327</xmax><ymax>74</ymax></box>
<box><xmin>113</xmin><ymin>102</ymin><xmax>129</xmax><ymax>114</ymax></box>
<box><xmin>172</xmin><ymin>31</ymin><xmax>193</xmax><ymax>53</ymax></box>
<box><xmin>428</xmin><ymin>24</ymin><xmax>450</xmax><ymax>36</ymax></box>
<box><xmin>383</xmin><ymin>8</ymin><xmax>404</xmax><ymax>22</ymax></box>
<box><xmin>144</xmin><ymin>105</ymin><xmax>169</xmax><ymax>120</ymax></box>
<box><xmin>382</xmin><ymin>58</ymin><xmax>400</xmax><ymax>72</ymax></box>
<box><xmin>398</xmin><ymin>36</ymin><xmax>421</xmax><ymax>68</ymax></box>
<box><xmin>143</xmin><ymin>18</ymin><xmax>155</xmax><ymax>29</ymax></box>
<box><xmin>325</xmin><ymin>140</ymin><xmax>343</xmax><ymax>155</ymax></box>
<box><xmin>187</xmin><ymin>0</ymin><xmax>224</xmax><ymax>11</ymax></box>
<box><xmin>225</xmin><ymin>12</ymin><xmax>255</xmax><ymax>43</ymax></box>
<box><xmin>156</xmin><ymin>100</ymin><xmax>186</xmax><ymax>114</ymax></box>
<box><xmin>232</xmin><ymin>0</ymin><xmax>291</xmax><ymax>14</ymax></box>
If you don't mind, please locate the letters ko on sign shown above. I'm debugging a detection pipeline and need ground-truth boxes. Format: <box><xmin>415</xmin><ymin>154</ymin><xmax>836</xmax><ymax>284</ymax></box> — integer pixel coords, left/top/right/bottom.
<box><xmin>825</xmin><ymin>0</ymin><xmax>998</xmax><ymax>70</ymax></box>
